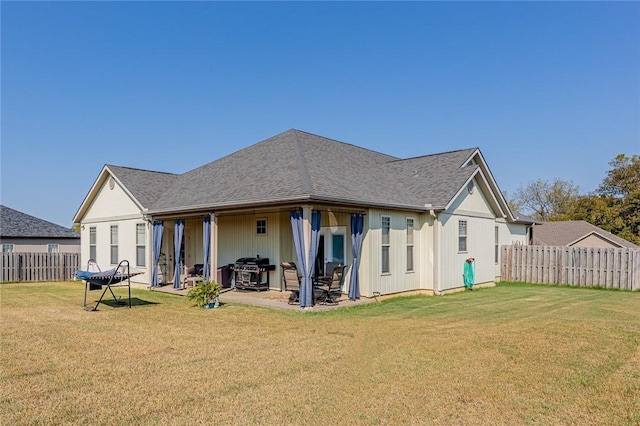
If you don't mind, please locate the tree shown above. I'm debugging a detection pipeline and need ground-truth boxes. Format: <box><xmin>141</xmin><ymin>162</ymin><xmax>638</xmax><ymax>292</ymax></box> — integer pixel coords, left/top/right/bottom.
<box><xmin>573</xmin><ymin>154</ymin><xmax>640</xmax><ymax>245</ymax></box>
<box><xmin>511</xmin><ymin>178</ymin><xmax>580</xmax><ymax>221</ymax></box>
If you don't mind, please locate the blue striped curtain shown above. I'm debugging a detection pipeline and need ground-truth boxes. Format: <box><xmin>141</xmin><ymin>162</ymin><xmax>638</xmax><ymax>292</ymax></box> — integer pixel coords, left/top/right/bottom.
<box><xmin>173</xmin><ymin>220</ymin><xmax>185</xmax><ymax>289</ymax></box>
<box><xmin>349</xmin><ymin>214</ymin><xmax>364</xmax><ymax>300</ymax></box>
<box><xmin>151</xmin><ymin>221</ymin><xmax>164</xmax><ymax>287</ymax></box>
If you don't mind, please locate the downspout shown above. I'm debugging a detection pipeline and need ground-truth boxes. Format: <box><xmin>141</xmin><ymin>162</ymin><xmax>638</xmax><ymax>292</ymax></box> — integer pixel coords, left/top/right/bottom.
<box><xmin>427</xmin><ymin>205</ymin><xmax>442</xmax><ymax>296</ymax></box>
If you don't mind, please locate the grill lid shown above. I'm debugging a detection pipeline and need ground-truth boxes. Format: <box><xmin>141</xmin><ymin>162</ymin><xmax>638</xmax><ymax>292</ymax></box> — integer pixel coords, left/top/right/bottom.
<box><xmin>235</xmin><ymin>257</ymin><xmax>269</xmax><ymax>266</ymax></box>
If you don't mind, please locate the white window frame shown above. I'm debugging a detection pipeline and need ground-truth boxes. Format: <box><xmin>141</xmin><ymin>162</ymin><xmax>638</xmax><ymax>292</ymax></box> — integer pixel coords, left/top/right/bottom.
<box><xmin>2</xmin><ymin>244</ymin><xmax>14</xmax><ymax>253</ymax></box>
<box><xmin>256</xmin><ymin>218</ymin><xmax>267</xmax><ymax>235</ymax></box>
<box><xmin>406</xmin><ymin>217</ymin><xmax>414</xmax><ymax>272</ymax></box>
<box><xmin>458</xmin><ymin>220</ymin><xmax>468</xmax><ymax>253</ymax></box>
<box><xmin>136</xmin><ymin>223</ymin><xmax>146</xmax><ymax>267</ymax></box>
<box><xmin>381</xmin><ymin>215</ymin><xmax>390</xmax><ymax>274</ymax></box>
<box><xmin>110</xmin><ymin>225</ymin><xmax>119</xmax><ymax>265</ymax></box>
<box><xmin>89</xmin><ymin>226</ymin><xmax>97</xmax><ymax>261</ymax></box>
<box><xmin>48</xmin><ymin>244</ymin><xmax>59</xmax><ymax>253</ymax></box>
<box><xmin>495</xmin><ymin>225</ymin><xmax>499</xmax><ymax>264</ymax></box>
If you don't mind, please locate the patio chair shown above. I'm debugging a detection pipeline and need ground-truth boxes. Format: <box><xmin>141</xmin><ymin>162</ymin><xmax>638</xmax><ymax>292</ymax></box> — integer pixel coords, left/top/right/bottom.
<box><xmin>281</xmin><ymin>261</ymin><xmax>300</xmax><ymax>304</ymax></box>
<box><xmin>315</xmin><ymin>264</ymin><xmax>345</xmax><ymax>305</ymax></box>
<box><xmin>182</xmin><ymin>264</ymin><xmax>204</xmax><ymax>289</ymax></box>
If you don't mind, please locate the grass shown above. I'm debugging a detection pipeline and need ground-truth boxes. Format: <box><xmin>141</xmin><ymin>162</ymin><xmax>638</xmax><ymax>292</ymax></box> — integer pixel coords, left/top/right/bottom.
<box><xmin>1</xmin><ymin>281</ymin><xmax>639</xmax><ymax>425</ymax></box>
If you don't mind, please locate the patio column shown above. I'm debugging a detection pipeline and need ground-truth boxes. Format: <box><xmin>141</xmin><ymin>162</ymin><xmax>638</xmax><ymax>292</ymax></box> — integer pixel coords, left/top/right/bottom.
<box><xmin>210</xmin><ymin>213</ymin><xmax>218</xmax><ymax>282</ymax></box>
<box><xmin>302</xmin><ymin>205</ymin><xmax>312</xmax><ymax>273</ymax></box>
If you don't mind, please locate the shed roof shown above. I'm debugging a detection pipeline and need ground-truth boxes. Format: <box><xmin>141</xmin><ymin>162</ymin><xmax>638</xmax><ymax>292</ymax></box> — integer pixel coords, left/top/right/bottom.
<box><xmin>1</xmin><ymin>205</ymin><xmax>80</xmax><ymax>239</ymax></box>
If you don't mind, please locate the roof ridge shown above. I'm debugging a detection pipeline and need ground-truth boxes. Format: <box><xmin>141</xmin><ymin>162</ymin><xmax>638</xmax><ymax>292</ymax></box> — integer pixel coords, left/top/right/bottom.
<box><xmin>385</xmin><ymin>147</ymin><xmax>478</xmax><ymax>164</ymax></box>
<box><xmin>106</xmin><ymin>164</ymin><xmax>177</xmax><ymax>176</ymax></box>
<box><xmin>291</xmin><ymin>131</ymin><xmax>314</xmax><ymax>194</ymax></box>
<box><xmin>288</xmin><ymin>129</ymin><xmax>399</xmax><ymax>161</ymax></box>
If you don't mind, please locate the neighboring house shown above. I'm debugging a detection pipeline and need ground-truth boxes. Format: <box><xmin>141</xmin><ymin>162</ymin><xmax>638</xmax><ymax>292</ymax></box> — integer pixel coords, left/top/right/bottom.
<box><xmin>532</xmin><ymin>220</ymin><xmax>639</xmax><ymax>249</ymax></box>
<box><xmin>72</xmin><ymin>129</ymin><xmax>534</xmax><ymax>300</ymax></box>
<box><xmin>1</xmin><ymin>205</ymin><xmax>80</xmax><ymax>253</ymax></box>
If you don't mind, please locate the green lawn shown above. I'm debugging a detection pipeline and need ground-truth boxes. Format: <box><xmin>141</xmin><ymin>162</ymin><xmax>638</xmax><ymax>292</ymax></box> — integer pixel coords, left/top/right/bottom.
<box><xmin>1</xmin><ymin>281</ymin><xmax>639</xmax><ymax>425</ymax></box>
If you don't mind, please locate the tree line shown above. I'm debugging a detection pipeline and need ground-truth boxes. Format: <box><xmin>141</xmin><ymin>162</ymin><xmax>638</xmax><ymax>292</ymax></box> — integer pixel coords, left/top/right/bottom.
<box><xmin>509</xmin><ymin>154</ymin><xmax>639</xmax><ymax>245</ymax></box>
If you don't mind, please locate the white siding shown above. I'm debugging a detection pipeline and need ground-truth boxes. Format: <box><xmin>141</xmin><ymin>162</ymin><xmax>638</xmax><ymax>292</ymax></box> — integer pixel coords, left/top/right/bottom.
<box><xmin>495</xmin><ymin>220</ymin><xmax>528</xmax><ymax>277</ymax></box>
<box><xmin>439</xmin><ymin>179</ymin><xmax>500</xmax><ymax>290</ymax></box>
<box><xmin>363</xmin><ymin>209</ymin><xmax>432</xmax><ymax>296</ymax></box>
<box><xmin>218</xmin><ymin>213</ymin><xmax>283</xmax><ymax>289</ymax></box>
<box><xmin>79</xmin><ymin>176</ymin><xmax>148</xmax><ymax>283</ymax></box>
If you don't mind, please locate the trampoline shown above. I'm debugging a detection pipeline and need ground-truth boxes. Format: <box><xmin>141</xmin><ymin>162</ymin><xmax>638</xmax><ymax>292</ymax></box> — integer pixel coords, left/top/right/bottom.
<box><xmin>77</xmin><ymin>260</ymin><xmax>142</xmax><ymax>311</ymax></box>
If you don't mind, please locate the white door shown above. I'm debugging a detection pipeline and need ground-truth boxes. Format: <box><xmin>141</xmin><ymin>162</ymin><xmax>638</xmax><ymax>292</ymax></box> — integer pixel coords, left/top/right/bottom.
<box><xmin>317</xmin><ymin>227</ymin><xmax>347</xmax><ymax>276</ymax></box>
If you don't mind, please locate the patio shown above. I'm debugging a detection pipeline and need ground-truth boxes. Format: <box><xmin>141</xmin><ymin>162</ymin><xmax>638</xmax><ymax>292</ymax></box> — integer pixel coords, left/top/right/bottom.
<box><xmin>151</xmin><ymin>285</ymin><xmax>373</xmax><ymax>311</ymax></box>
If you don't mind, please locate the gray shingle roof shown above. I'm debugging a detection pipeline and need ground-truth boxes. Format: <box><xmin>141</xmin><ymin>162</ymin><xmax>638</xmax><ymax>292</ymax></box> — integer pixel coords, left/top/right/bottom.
<box><xmin>148</xmin><ymin>129</ymin><xmax>479</xmax><ymax>212</ymax></box>
<box><xmin>106</xmin><ymin>165</ymin><xmax>178</xmax><ymax>208</ymax></box>
<box><xmin>532</xmin><ymin>220</ymin><xmax>639</xmax><ymax>249</ymax></box>
<box><xmin>1</xmin><ymin>205</ymin><xmax>80</xmax><ymax>238</ymax></box>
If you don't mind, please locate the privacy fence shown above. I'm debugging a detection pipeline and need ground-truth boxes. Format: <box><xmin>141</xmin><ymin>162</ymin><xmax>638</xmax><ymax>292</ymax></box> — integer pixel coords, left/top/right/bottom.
<box><xmin>501</xmin><ymin>245</ymin><xmax>639</xmax><ymax>291</ymax></box>
<box><xmin>1</xmin><ymin>252</ymin><xmax>80</xmax><ymax>283</ymax></box>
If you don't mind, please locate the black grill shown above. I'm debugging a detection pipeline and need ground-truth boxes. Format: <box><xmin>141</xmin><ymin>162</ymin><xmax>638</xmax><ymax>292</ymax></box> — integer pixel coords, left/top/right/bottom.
<box><xmin>232</xmin><ymin>257</ymin><xmax>274</xmax><ymax>291</ymax></box>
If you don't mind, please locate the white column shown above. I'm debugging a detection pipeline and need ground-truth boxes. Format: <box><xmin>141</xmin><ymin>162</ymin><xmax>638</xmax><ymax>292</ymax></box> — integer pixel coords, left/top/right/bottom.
<box><xmin>302</xmin><ymin>205</ymin><xmax>312</xmax><ymax>271</ymax></box>
<box><xmin>210</xmin><ymin>213</ymin><xmax>218</xmax><ymax>279</ymax></box>
<box><xmin>146</xmin><ymin>218</ymin><xmax>153</xmax><ymax>287</ymax></box>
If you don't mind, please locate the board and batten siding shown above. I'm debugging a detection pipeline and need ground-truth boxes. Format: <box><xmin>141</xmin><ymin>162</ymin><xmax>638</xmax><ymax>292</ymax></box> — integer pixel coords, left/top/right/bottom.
<box><xmin>79</xmin><ymin>176</ymin><xmax>148</xmax><ymax>283</ymax></box>
<box><xmin>495</xmin><ymin>220</ymin><xmax>528</xmax><ymax>278</ymax></box>
<box><xmin>80</xmin><ymin>219</ymin><xmax>148</xmax><ymax>283</ymax></box>
<box><xmin>218</xmin><ymin>212</ymin><xmax>283</xmax><ymax>289</ymax></box>
<box><xmin>438</xmin><ymin>178</ymin><xmax>507</xmax><ymax>291</ymax></box>
<box><xmin>363</xmin><ymin>209</ymin><xmax>432</xmax><ymax>297</ymax></box>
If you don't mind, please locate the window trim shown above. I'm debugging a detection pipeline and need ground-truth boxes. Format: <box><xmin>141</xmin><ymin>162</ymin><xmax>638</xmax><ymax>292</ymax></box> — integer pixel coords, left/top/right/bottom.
<box><xmin>89</xmin><ymin>226</ymin><xmax>97</xmax><ymax>261</ymax></box>
<box><xmin>381</xmin><ymin>215</ymin><xmax>391</xmax><ymax>274</ymax></box>
<box><xmin>406</xmin><ymin>217</ymin><xmax>414</xmax><ymax>272</ymax></box>
<box><xmin>458</xmin><ymin>220</ymin><xmax>468</xmax><ymax>253</ymax></box>
<box><xmin>48</xmin><ymin>244</ymin><xmax>59</xmax><ymax>253</ymax></box>
<box><xmin>110</xmin><ymin>224</ymin><xmax>119</xmax><ymax>265</ymax></box>
<box><xmin>256</xmin><ymin>218</ymin><xmax>267</xmax><ymax>235</ymax></box>
<box><xmin>136</xmin><ymin>223</ymin><xmax>146</xmax><ymax>267</ymax></box>
<box><xmin>494</xmin><ymin>225</ymin><xmax>499</xmax><ymax>264</ymax></box>
<box><xmin>2</xmin><ymin>244</ymin><xmax>14</xmax><ymax>253</ymax></box>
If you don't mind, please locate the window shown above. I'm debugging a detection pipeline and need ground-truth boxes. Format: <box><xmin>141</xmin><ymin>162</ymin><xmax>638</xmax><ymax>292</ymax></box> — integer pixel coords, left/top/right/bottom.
<box><xmin>48</xmin><ymin>244</ymin><xmax>59</xmax><ymax>253</ymax></box>
<box><xmin>381</xmin><ymin>216</ymin><xmax>390</xmax><ymax>273</ymax></box>
<box><xmin>458</xmin><ymin>220</ymin><xmax>468</xmax><ymax>252</ymax></box>
<box><xmin>256</xmin><ymin>219</ymin><xmax>267</xmax><ymax>235</ymax></box>
<box><xmin>89</xmin><ymin>227</ymin><xmax>97</xmax><ymax>260</ymax></box>
<box><xmin>406</xmin><ymin>218</ymin><xmax>414</xmax><ymax>272</ymax></box>
<box><xmin>495</xmin><ymin>226</ymin><xmax>499</xmax><ymax>264</ymax></box>
<box><xmin>2</xmin><ymin>244</ymin><xmax>14</xmax><ymax>253</ymax></box>
<box><xmin>136</xmin><ymin>223</ymin><xmax>146</xmax><ymax>267</ymax></box>
<box><xmin>110</xmin><ymin>225</ymin><xmax>118</xmax><ymax>264</ymax></box>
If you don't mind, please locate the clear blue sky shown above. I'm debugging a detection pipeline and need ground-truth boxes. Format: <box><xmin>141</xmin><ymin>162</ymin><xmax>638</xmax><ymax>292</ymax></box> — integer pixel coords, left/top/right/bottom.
<box><xmin>2</xmin><ymin>1</ymin><xmax>639</xmax><ymax>227</ymax></box>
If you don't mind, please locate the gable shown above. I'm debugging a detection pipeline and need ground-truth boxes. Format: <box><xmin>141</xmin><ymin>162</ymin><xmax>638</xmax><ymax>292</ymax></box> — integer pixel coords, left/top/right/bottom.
<box><xmin>445</xmin><ymin>177</ymin><xmax>500</xmax><ymax>219</ymax></box>
<box><xmin>81</xmin><ymin>174</ymin><xmax>143</xmax><ymax>222</ymax></box>
<box><xmin>571</xmin><ymin>233</ymin><xmax>622</xmax><ymax>248</ymax></box>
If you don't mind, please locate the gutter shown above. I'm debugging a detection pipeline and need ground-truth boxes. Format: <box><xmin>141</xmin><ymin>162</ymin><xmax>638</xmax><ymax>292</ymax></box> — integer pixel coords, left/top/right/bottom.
<box><xmin>146</xmin><ymin>195</ymin><xmax>445</xmax><ymax>217</ymax></box>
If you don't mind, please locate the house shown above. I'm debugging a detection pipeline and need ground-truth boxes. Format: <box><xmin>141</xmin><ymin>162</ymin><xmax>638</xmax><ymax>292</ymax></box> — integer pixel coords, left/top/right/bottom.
<box><xmin>72</xmin><ymin>129</ymin><xmax>534</xmax><ymax>304</ymax></box>
<box><xmin>531</xmin><ymin>220</ymin><xmax>639</xmax><ymax>249</ymax></box>
<box><xmin>1</xmin><ymin>205</ymin><xmax>80</xmax><ymax>253</ymax></box>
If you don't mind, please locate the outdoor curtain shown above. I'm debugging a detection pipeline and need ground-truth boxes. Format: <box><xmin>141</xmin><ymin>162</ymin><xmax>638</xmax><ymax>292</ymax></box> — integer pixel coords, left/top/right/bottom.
<box><xmin>349</xmin><ymin>213</ymin><xmax>364</xmax><ymax>300</ymax></box>
<box><xmin>173</xmin><ymin>219</ymin><xmax>185</xmax><ymax>289</ymax></box>
<box><xmin>151</xmin><ymin>221</ymin><xmax>164</xmax><ymax>287</ymax></box>
<box><xmin>203</xmin><ymin>216</ymin><xmax>211</xmax><ymax>280</ymax></box>
<box><xmin>290</xmin><ymin>210</ymin><xmax>322</xmax><ymax>307</ymax></box>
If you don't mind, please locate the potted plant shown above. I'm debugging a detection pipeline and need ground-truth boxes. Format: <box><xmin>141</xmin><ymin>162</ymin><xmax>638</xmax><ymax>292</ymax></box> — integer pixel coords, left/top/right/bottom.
<box><xmin>186</xmin><ymin>279</ymin><xmax>222</xmax><ymax>309</ymax></box>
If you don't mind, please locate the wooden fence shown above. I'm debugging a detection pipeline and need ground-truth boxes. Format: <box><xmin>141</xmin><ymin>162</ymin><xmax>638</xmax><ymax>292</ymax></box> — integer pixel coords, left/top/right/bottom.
<box><xmin>501</xmin><ymin>245</ymin><xmax>639</xmax><ymax>291</ymax></box>
<box><xmin>1</xmin><ymin>252</ymin><xmax>80</xmax><ymax>282</ymax></box>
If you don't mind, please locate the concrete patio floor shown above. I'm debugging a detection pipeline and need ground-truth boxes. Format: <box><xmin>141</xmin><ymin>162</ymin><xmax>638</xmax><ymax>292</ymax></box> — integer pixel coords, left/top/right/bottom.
<box><xmin>150</xmin><ymin>285</ymin><xmax>374</xmax><ymax>311</ymax></box>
